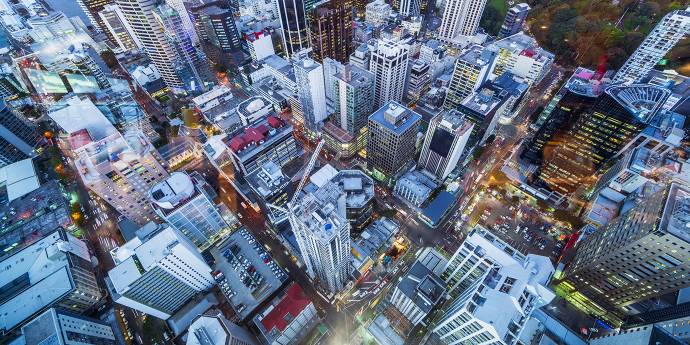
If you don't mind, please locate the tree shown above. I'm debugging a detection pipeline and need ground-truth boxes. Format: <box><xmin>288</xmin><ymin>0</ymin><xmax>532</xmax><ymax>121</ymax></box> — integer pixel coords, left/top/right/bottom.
<box><xmin>553</xmin><ymin>209</ymin><xmax>584</xmax><ymax>229</ymax></box>
<box><xmin>480</xmin><ymin>5</ymin><xmax>503</xmax><ymax>36</ymax></box>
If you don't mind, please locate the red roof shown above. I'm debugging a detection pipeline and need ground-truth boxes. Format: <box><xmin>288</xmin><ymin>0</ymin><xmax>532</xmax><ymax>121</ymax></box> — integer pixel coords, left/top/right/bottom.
<box><xmin>260</xmin><ymin>283</ymin><xmax>312</xmax><ymax>333</ymax></box>
<box><xmin>520</xmin><ymin>48</ymin><xmax>535</xmax><ymax>57</ymax></box>
<box><xmin>229</xmin><ymin>136</ymin><xmax>246</xmax><ymax>151</ymax></box>
<box><xmin>267</xmin><ymin>116</ymin><xmax>283</xmax><ymax>128</ymax></box>
<box><xmin>68</xmin><ymin>128</ymin><xmax>93</xmax><ymax>149</ymax></box>
<box><xmin>244</xmin><ymin>127</ymin><xmax>265</xmax><ymax>143</ymax></box>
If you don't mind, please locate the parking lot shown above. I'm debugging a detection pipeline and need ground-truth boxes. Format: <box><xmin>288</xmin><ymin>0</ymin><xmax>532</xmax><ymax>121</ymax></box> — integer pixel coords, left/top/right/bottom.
<box><xmin>467</xmin><ymin>188</ymin><xmax>565</xmax><ymax>261</ymax></box>
<box><xmin>210</xmin><ymin>228</ymin><xmax>288</xmax><ymax>319</ymax></box>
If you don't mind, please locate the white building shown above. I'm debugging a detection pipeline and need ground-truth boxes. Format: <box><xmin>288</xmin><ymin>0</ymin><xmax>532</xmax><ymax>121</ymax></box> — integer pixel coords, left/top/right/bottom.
<box><xmin>370</xmin><ymin>39</ymin><xmax>411</xmax><ymax>108</ymax></box>
<box><xmin>245</xmin><ymin>30</ymin><xmax>275</xmax><ymax>62</ymax></box>
<box><xmin>115</xmin><ymin>0</ymin><xmax>185</xmax><ymax>89</ymax></box>
<box><xmin>443</xmin><ymin>44</ymin><xmax>495</xmax><ymax>110</ymax></box>
<box><xmin>438</xmin><ymin>0</ymin><xmax>488</xmax><ymax>42</ymax></box>
<box><xmin>99</xmin><ymin>3</ymin><xmax>143</xmax><ymax>51</ymax></box>
<box><xmin>21</xmin><ymin>308</ymin><xmax>117</xmax><ymax>345</ymax></box>
<box><xmin>49</xmin><ymin>96</ymin><xmax>168</xmax><ymax>226</ymax></box>
<box><xmin>187</xmin><ymin>310</ymin><xmax>257</xmax><ymax>345</ymax></box>
<box><xmin>398</xmin><ymin>0</ymin><xmax>420</xmax><ymax>18</ymax></box>
<box><xmin>149</xmin><ymin>172</ymin><xmax>235</xmax><ymax>251</ymax></box>
<box><xmin>0</xmin><ymin>229</ymin><xmax>102</xmax><ymax>333</ymax></box>
<box><xmin>432</xmin><ymin>226</ymin><xmax>555</xmax><ymax>345</ymax></box>
<box><xmin>289</xmin><ymin>173</ymin><xmax>352</xmax><ymax>294</ymax></box>
<box><xmin>418</xmin><ymin>109</ymin><xmax>473</xmax><ymax>181</ymax></box>
<box><xmin>107</xmin><ymin>223</ymin><xmax>215</xmax><ymax>320</ymax></box>
<box><xmin>487</xmin><ymin>32</ymin><xmax>554</xmax><ymax>85</ymax></box>
<box><xmin>365</xmin><ymin>0</ymin><xmax>391</xmax><ymax>26</ymax></box>
<box><xmin>293</xmin><ymin>56</ymin><xmax>328</xmax><ymax>131</ymax></box>
<box><xmin>613</xmin><ymin>7</ymin><xmax>690</xmax><ymax>85</ymax></box>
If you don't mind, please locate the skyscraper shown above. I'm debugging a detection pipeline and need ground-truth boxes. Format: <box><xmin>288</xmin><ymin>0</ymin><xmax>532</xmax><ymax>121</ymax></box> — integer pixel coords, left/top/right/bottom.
<box><xmin>48</xmin><ymin>97</ymin><xmax>169</xmax><ymax>225</ymax></box>
<box><xmin>276</xmin><ymin>0</ymin><xmax>309</xmax><ymax>57</ymax></box>
<box><xmin>191</xmin><ymin>2</ymin><xmax>242</xmax><ymax>54</ymax></box>
<box><xmin>76</xmin><ymin>0</ymin><xmax>115</xmax><ymax>37</ymax></box>
<box><xmin>289</xmin><ymin>173</ymin><xmax>352</xmax><ymax>293</ymax></box>
<box><xmin>418</xmin><ymin>110</ymin><xmax>473</xmax><ymax>181</ymax></box>
<box><xmin>165</xmin><ymin>0</ymin><xmax>199</xmax><ymax>44</ymax></box>
<box><xmin>432</xmin><ymin>225</ymin><xmax>555</xmax><ymax>344</ymax></box>
<box><xmin>367</xmin><ymin>101</ymin><xmax>421</xmax><ymax>179</ymax></box>
<box><xmin>98</xmin><ymin>3</ymin><xmax>143</xmax><ymax>51</ymax></box>
<box><xmin>535</xmin><ymin>84</ymin><xmax>670</xmax><ymax>196</ymax></box>
<box><xmin>334</xmin><ymin>64</ymin><xmax>375</xmax><ymax>134</ymax></box>
<box><xmin>0</xmin><ymin>100</ymin><xmax>41</xmax><ymax>168</ymax></box>
<box><xmin>438</xmin><ymin>0</ymin><xmax>488</xmax><ymax>41</ymax></box>
<box><xmin>443</xmin><ymin>44</ymin><xmax>495</xmax><ymax>110</ymax></box>
<box><xmin>498</xmin><ymin>3</ymin><xmax>530</xmax><ymax>39</ymax></box>
<box><xmin>369</xmin><ymin>39</ymin><xmax>410</xmax><ymax>108</ymax></box>
<box><xmin>293</xmin><ymin>56</ymin><xmax>328</xmax><ymax>131</ymax></box>
<box><xmin>613</xmin><ymin>8</ymin><xmax>690</xmax><ymax>85</ymax></box>
<box><xmin>561</xmin><ymin>182</ymin><xmax>690</xmax><ymax>326</ymax></box>
<box><xmin>21</xmin><ymin>308</ymin><xmax>117</xmax><ymax>345</ymax></box>
<box><xmin>107</xmin><ymin>223</ymin><xmax>215</xmax><ymax>319</ymax></box>
<box><xmin>149</xmin><ymin>172</ymin><xmax>235</xmax><ymax>251</ymax></box>
<box><xmin>116</xmin><ymin>0</ymin><xmax>185</xmax><ymax>89</ymax></box>
<box><xmin>310</xmin><ymin>0</ymin><xmax>353</xmax><ymax>63</ymax></box>
<box><xmin>398</xmin><ymin>0</ymin><xmax>420</xmax><ymax>18</ymax></box>
<box><xmin>155</xmin><ymin>3</ymin><xmax>215</xmax><ymax>93</ymax></box>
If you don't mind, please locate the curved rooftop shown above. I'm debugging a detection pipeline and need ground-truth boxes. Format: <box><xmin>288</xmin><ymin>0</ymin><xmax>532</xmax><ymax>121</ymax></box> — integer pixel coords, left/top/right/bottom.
<box><xmin>606</xmin><ymin>84</ymin><xmax>671</xmax><ymax>123</ymax></box>
<box><xmin>149</xmin><ymin>172</ymin><xmax>196</xmax><ymax>209</ymax></box>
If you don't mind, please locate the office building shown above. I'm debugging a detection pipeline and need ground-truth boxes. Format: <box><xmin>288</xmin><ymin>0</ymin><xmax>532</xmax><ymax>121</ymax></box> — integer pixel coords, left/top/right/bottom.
<box><xmin>115</xmin><ymin>0</ymin><xmax>185</xmax><ymax>89</ymax></box>
<box><xmin>398</xmin><ymin>0</ymin><xmax>420</xmax><ymax>17</ymax></box>
<box><xmin>613</xmin><ymin>8</ymin><xmax>690</xmax><ymax>85</ymax></box>
<box><xmin>227</xmin><ymin>116</ymin><xmax>301</xmax><ymax>176</ymax></box>
<box><xmin>418</xmin><ymin>110</ymin><xmax>473</xmax><ymax>181</ymax></box>
<box><xmin>389</xmin><ymin>259</ymin><xmax>446</xmax><ymax>326</ymax></box>
<box><xmin>561</xmin><ymin>182</ymin><xmax>690</xmax><ymax>325</ymax></box>
<box><xmin>432</xmin><ymin>226</ymin><xmax>555</xmax><ymax>345</ymax></box>
<box><xmin>276</xmin><ymin>0</ymin><xmax>309</xmax><ymax>57</ymax></box>
<box><xmin>311</xmin><ymin>0</ymin><xmax>353</xmax><ymax>63</ymax></box>
<box><xmin>323</xmin><ymin>57</ymin><xmax>344</xmax><ymax>106</ymax></box>
<box><xmin>367</xmin><ymin>101</ymin><xmax>421</xmax><ymax>179</ymax></box>
<box><xmin>107</xmin><ymin>223</ymin><xmax>215</xmax><ymax>320</ymax></box>
<box><xmin>406</xmin><ymin>59</ymin><xmax>431</xmax><ymax>102</ymax></box>
<box><xmin>487</xmin><ymin>32</ymin><xmax>554</xmax><ymax>85</ymax></box>
<box><xmin>498</xmin><ymin>3</ymin><xmax>530</xmax><ymax>39</ymax></box>
<box><xmin>370</xmin><ymin>39</ymin><xmax>411</xmax><ymax>108</ymax></box>
<box><xmin>438</xmin><ymin>0</ymin><xmax>487</xmax><ymax>41</ymax></box>
<box><xmin>365</xmin><ymin>0</ymin><xmax>392</xmax><ymax>26</ymax></box>
<box><xmin>98</xmin><ymin>4</ymin><xmax>143</xmax><ymax>51</ymax></box>
<box><xmin>48</xmin><ymin>97</ymin><xmax>168</xmax><ymax>225</ymax></box>
<box><xmin>245</xmin><ymin>29</ymin><xmax>275</xmax><ymax>61</ymax></box>
<box><xmin>237</xmin><ymin>96</ymin><xmax>274</xmax><ymax>126</ymax></box>
<box><xmin>535</xmin><ymin>84</ymin><xmax>670</xmax><ymax>196</ymax></box>
<box><xmin>0</xmin><ymin>100</ymin><xmax>41</xmax><ymax>168</ymax></box>
<box><xmin>150</xmin><ymin>172</ymin><xmax>234</xmax><ymax>251</ymax></box>
<box><xmin>187</xmin><ymin>310</ymin><xmax>257</xmax><ymax>345</ymax></box>
<box><xmin>0</xmin><ymin>229</ymin><xmax>102</xmax><ymax>333</ymax></box>
<box><xmin>293</xmin><ymin>56</ymin><xmax>328</xmax><ymax>131</ymax></box>
<box><xmin>443</xmin><ymin>44</ymin><xmax>495</xmax><ymax>110</ymax></box>
<box><xmin>21</xmin><ymin>308</ymin><xmax>117</xmax><ymax>345</ymax></box>
<box><xmin>193</xmin><ymin>3</ymin><xmax>242</xmax><ymax>54</ymax></box>
<box><xmin>334</xmin><ymin>64</ymin><xmax>375</xmax><ymax>134</ymax></box>
<box><xmin>165</xmin><ymin>0</ymin><xmax>198</xmax><ymax>44</ymax></box>
<box><xmin>253</xmin><ymin>283</ymin><xmax>319</xmax><ymax>345</ymax></box>
<box><xmin>289</xmin><ymin>173</ymin><xmax>353</xmax><ymax>293</ymax></box>
<box><xmin>155</xmin><ymin>3</ymin><xmax>215</xmax><ymax>93</ymax></box>
<box><xmin>350</xmin><ymin>43</ymin><xmax>371</xmax><ymax>70</ymax></box>
<box><xmin>76</xmin><ymin>0</ymin><xmax>116</xmax><ymax>38</ymax></box>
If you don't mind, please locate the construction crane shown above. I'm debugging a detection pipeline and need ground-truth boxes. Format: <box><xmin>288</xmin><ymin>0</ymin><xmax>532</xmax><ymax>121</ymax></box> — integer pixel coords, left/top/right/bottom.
<box><xmin>266</xmin><ymin>139</ymin><xmax>325</xmax><ymax>215</ymax></box>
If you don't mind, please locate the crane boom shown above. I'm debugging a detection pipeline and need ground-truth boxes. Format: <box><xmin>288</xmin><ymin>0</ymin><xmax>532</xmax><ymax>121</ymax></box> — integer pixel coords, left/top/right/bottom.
<box><xmin>290</xmin><ymin>140</ymin><xmax>325</xmax><ymax>207</ymax></box>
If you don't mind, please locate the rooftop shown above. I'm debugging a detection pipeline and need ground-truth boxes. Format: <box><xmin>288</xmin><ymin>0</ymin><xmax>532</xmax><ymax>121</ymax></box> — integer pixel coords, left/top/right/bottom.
<box><xmin>369</xmin><ymin>101</ymin><xmax>421</xmax><ymax>136</ymax></box>
<box><xmin>564</xmin><ymin>66</ymin><xmax>612</xmax><ymax>98</ymax></box>
<box><xmin>334</xmin><ymin>65</ymin><xmax>374</xmax><ymax>88</ymax></box>
<box><xmin>351</xmin><ymin>217</ymin><xmax>399</xmax><ymax>265</ymax></box>
<box><xmin>458</xmin><ymin>44</ymin><xmax>495</xmax><ymax>66</ymax></box>
<box><xmin>227</xmin><ymin>116</ymin><xmax>291</xmax><ymax>158</ymax></box>
<box><xmin>660</xmin><ymin>182</ymin><xmax>690</xmax><ymax>243</ymax></box>
<box><xmin>606</xmin><ymin>84</ymin><xmax>671</xmax><ymax>123</ymax></box>
<box><xmin>329</xmin><ymin>170</ymin><xmax>374</xmax><ymax>209</ymax></box>
<box><xmin>460</xmin><ymin>86</ymin><xmax>507</xmax><ymax>116</ymax></box>
<box><xmin>257</xmin><ymin>283</ymin><xmax>312</xmax><ymax>335</ymax></box>
<box><xmin>421</xmin><ymin>191</ymin><xmax>455</xmax><ymax>225</ymax></box>
<box><xmin>149</xmin><ymin>172</ymin><xmax>197</xmax><ymax>211</ymax></box>
<box><xmin>397</xmin><ymin>261</ymin><xmax>446</xmax><ymax>314</ymax></box>
<box><xmin>246</xmin><ymin>161</ymin><xmax>289</xmax><ymax>199</ymax></box>
<box><xmin>237</xmin><ymin>96</ymin><xmax>273</xmax><ymax>125</ymax></box>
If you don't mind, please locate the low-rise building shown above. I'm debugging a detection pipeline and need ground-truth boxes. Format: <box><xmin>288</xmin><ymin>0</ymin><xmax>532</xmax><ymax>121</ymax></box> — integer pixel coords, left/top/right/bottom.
<box><xmin>21</xmin><ymin>308</ymin><xmax>117</xmax><ymax>345</ymax></box>
<box><xmin>237</xmin><ymin>96</ymin><xmax>274</xmax><ymax>126</ymax></box>
<box><xmin>228</xmin><ymin>116</ymin><xmax>301</xmax><ymax>176</ymax></box>
<box><xmin>394</xmin><ymin>170</ymin><xmax>437</xmax><ymax>207</ymax></box>
<box><xmin>389</xmin><ymin>259</ymin><xmax>446</xmax><ymax>326</ymax></box>
<box><xmin>186</xmin><ymin>309</ymin><xmax>257</xmax><ymax>345</ymax></box>
<box><xmin>351</xmin><ymin>217</ymin><xmax>400</xmax><ymax>275</ymax></box>
<box><xmin>253</xmin><ymin>283</ymin><xmax>319</xmax><ymax>345</ymax></box>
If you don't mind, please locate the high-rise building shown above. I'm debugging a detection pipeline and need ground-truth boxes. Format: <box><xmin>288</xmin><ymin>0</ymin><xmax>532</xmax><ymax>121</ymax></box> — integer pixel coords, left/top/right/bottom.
<box><xmin>498</xmin><ymin>3</ymin><xmax>530</xmax><ymax>39</ymax></box>
<box><xmin>365</xmin><ymin>0</ymin><xmax>391</xmax><ymax>26</ymax></box>
<box><xmin>590</xmin><ymin>325</ymin><xmax>685</xmax><ymax>345</ymax></box>
<box><xmin>418</xmin><ymin>110</ymin><xmax>473</xmax><ymax>181</ymax></box>
<box><xmin>398</xmin><ymin>0</ymin><xmax>420</xmax><ymax>17</ymax></box>
<box><xmin>0</xmin><ymin>229</ymin><xmax>103</xmax><ymax>333</ymax></box>
<box><xmin>323</xmin><ymin>57</ymin><xmax>344</xmax><ymax>106</ymax></box>
<box><xmin>107</xmin><ymin>223</ymin><xmax>215</xmax><ymax>319</ymax></box>
<box><xmin>149</xmin><ymin>172</ymin><xmax>235</xmax><ymax>251</ymax></box>
<box><xmin>432</xmin><ymin>225</ymin><xmax>555</xmax><ymax>345</ymax></box>
<box><xmin>487</xmin><ymin>32</ymin><xmax>554</xmax><ymax>85</ymax></box>
<box><xmin>0</xmin><ymin>100</ymin><xmax>41</xmax><ymax>168</ymax></box>
<box><xmin>193</xmin><ymin>3</ymin><xmax>242</xmax><ymax>54</ymax></box>
<box><xmin>21</xmin><ymin>308</ymin><xmax>117</xmax><ymax>345</ymax></box>
<box><xmin>613</xmin><ymin>8</ymin><xmax>690</xmax><ymax>85</ymax></box>
<box><xmin>389</xmin><ymin>254</ymin><xmax>446</xmax><ymax>326</ymax></box>
<box><xmin>48</xmin><ymin>97</ymin><xmax>168</xmax><ymax>225</ymax></box>
<box><xmin>406</xmin><ymin>59</ymin><xmax>431</xmax><ymax>102</ymax></box>
<box><xmin>244</xmin><ymin>29</ymin><xmax>275</xmax><ymax>62</ymax></box>
<box><xmin>75</xmin><ymin>0</ymin><xmax>116</xmax><ymax>38</ymax></box>
<box><xmin>443</xmin><ymin>44</ymin><xmax>495</xmax><ymax>110</ymax></box>
<box><xmin>535</xmin><ymin>84</ymin><xmax>670</xmax><ymax>196</ymax></box>
<box><xmin>98</xmin><ymin>4</ymin><xmax>143</xmax><ymax>51</ymax></box>
<box><xmin>115</xmin><ymin>0</ymin><xmax>185</xmax><ymax>89</ymax></box>
<box><xmin>369</xmin><ymin>39</ymin><xmax>410</xmax><ymax>108</ymax></box>
<box><xmin>289</xmin><ymin>173</ymin><xmax>352</xmax><ymax>293</ymax></box>
<box><xmin>562</xmin><ymin>182</ymin><xmax>690</xmax><ymax>325</ymax></box>
<box><xmin>367</xmin><ymin>101</ymin><xmax>421</xmax><ymax>179</ymax></box>
<box><xmin>165</xmin><ymin>0</ymin><xmax>199</xmax><ymax>44</ymax></box>
<box><xmin>334</xmin><ymin>64</ymin><xmax>375</xmax><ymax>134</ymax></box>
<box><xmin>293</xmin><ymin>56</ymin><xmax>328</xmax><ymax>131</ymax></box>
<box><xmin>310</xmin><ymin>0</ymin><xmax>353</xmax><ymax>63</ymax></box>
<box><xmin>276</xmin><ymin>0</ymin><xmax>309</xmax><ymax>57</ymax></box>
<box><xmin>438</xmin><ymin>0</ymin><xmax>488</xmax><ymax>41</ymax></box>
<box><xmin>155</xmin><ymin>3</ymin><xmax>215</xmax><ymax>93</ymax></box>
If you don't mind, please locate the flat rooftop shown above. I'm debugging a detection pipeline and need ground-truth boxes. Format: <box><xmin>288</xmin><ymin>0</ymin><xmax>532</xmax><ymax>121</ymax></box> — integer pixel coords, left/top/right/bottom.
<box><xmin>256</xmin><ymin>283</ymin><xmax>313</xmax><ymax>339</ymax></box>
<box><xmin>227</xmin><ymin>116</ymin><xmax>292</xmax><ymax>159</ymax></box>
<box><xmin>660</xmin><ymin>182</ymin><xmax>690</xmax><ymax>243</ymax></box>
<box><xmin>369</xmin><ymin>101</ymin><xmax>421</xmax><ymax>136</ymax></box>
<box><xmin>397</xmin><ymin>261</ymin><xmax>446</xmax><ymax>314</ymax></box>
<box><xmin>149</xmin><ymin>172</ymin><xmax>197</xmax><ymax>212</ymax></box>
